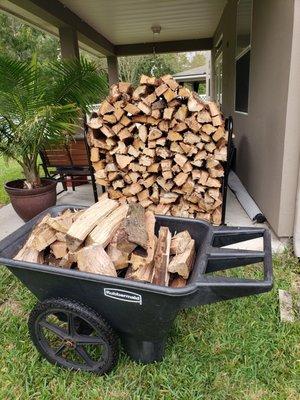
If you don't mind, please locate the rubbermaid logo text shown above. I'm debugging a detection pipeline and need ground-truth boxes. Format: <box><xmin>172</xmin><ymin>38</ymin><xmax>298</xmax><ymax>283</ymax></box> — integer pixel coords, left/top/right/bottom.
<box><xmin>104</xmin><ymin>288</ymin><xmax>142</xmax><ymax>305</ymax></box>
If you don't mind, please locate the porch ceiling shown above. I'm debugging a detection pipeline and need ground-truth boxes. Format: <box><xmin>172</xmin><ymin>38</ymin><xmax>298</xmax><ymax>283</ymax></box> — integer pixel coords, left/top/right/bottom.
<box><xmin>0</xmin><ymin>0</ymin><xmax>226</xmax><ymax>56</ymax></box>
<box><xmin>60</xmin><ymin>0</ymin><xmax>226</xmax><ymax>45</ymax></box>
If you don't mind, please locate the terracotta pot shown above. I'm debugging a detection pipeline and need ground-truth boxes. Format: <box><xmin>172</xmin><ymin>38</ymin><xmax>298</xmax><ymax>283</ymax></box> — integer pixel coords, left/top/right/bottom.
<box><xmin>5</xmin><ymin>179</ymin><xmax>57</xmax><ymax>222</ymax></box>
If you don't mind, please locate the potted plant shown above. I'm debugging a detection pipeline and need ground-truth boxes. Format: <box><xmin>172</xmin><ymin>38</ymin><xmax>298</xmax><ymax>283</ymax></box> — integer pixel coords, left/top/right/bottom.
<box><xmin>0</xmin><ymin>55</ymin><xmax>108</xmax><ymax>221</ymax></box>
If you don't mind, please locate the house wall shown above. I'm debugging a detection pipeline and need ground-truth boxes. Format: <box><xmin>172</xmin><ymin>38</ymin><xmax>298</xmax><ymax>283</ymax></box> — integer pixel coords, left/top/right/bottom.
<box><xmin>278</xmin><ymin>0</ymin><xmax>300</xmax><ymax>237</ymax></box>
<box><xmin>212</xmin><ymin>0</ymin><xmax>299</xmax><ymax>237</ymax></box>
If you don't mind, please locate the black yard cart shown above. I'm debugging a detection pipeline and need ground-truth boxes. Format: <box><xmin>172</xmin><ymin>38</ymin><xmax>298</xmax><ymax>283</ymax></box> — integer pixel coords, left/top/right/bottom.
<box><xmin>0</xmin><ymin>205</ymin><xmax>272</xmax><ymax>375</ymax></box>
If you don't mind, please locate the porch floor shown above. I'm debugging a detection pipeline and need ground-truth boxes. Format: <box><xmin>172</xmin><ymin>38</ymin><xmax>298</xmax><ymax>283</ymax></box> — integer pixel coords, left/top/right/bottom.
<box><xmin>0</xmin><ymin>183</ymin><xmax>288</xmax><ymax>252</ymax></box>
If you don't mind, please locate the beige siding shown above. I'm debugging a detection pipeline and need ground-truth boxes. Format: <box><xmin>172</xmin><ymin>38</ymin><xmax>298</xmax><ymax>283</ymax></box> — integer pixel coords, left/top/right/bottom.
<box><xmin>278</xmin><ymin>0</ymin><xmax>300</xmax><ymax>236</ymax></box>
<box><xmin>213</xmin><ymin>0</ymin><xmax>297</xmax><ymax>236</ymax></box>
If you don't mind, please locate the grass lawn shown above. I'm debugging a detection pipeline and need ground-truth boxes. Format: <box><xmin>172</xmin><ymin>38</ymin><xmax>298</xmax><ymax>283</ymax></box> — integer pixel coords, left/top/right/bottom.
<box><xmin>0</xmin><ymin>251</ymin><xmax>299</xmax><ymax>400</ymax></box>
<box><xmin>0</xmin><ymin>156</ymin><xmax>23</xmax><ymax>205</ymax></box>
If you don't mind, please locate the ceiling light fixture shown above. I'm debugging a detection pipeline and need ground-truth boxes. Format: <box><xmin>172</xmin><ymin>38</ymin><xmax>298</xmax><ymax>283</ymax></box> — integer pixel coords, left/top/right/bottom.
<box><xmin>151</xmin><ymin>25</ymin><xmax>161</xmax><ymax>35</ymax></box>
<box><xmin>151</xmin><ymin>25</ymin><xmax>161</xmax><ymax>57</ymax></box>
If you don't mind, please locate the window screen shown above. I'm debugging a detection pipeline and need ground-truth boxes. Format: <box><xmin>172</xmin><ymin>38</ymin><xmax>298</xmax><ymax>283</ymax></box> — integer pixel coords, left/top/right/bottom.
<box><xmin>235</xmin><ymin>50</ymin><xmax>250</xmax><ymax>112</ymax></box>
<box><xmin>236</xmin><ymin>0</ymin><xmax>252</xmax><ymax>58</ymax></box>
<box><xmin>235</xmin><ymin>0</ymin><xmax>252</xmax><ymax>113</ymax></box>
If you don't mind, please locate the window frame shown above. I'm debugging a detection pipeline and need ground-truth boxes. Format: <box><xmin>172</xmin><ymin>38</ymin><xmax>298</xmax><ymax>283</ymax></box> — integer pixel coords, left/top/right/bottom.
<box><xmin>214</xmin><ymin>33</ymin><xmax>223</xmax><ymax>107</ymax></box>
<box><xmin>234</xmin><ymin>0</ymin><xmax>253</xmax><ymax>114</ymax></box>
<box><xmin>215</xmin><ymin>52</ymin><xmax>223</xmax><ymax>106</ymax></box>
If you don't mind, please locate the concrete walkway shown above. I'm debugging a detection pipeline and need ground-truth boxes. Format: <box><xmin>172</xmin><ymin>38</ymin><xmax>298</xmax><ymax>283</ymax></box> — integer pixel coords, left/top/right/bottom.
<box><xmin>224</xmin><ymin>190</ymin><xmax>288</xmax><ymax>252</ymax></box>
<box><xmin>0</xmin><ymin>183</ymin><xmax>288</xmax><ymax>252</ymax></box>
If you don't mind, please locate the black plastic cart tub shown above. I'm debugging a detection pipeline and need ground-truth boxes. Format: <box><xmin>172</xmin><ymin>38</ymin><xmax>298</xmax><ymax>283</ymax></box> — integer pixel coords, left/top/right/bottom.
<box><xmin>0</xmin><ymin>205</ymin><xmax>273</xmax><ymax>374</ymax></box>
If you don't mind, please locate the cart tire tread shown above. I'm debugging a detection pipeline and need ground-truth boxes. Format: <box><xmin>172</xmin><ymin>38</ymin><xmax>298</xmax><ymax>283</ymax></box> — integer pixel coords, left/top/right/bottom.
<box><xmin>28</xmin><ymin>297</ymin><xmax>119</xmax><ymax>375</ymax></box>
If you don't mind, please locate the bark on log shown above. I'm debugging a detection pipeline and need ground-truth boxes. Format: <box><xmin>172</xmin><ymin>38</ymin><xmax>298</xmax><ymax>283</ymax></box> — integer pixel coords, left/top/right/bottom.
<box><xmin>152</xmin><ymin>226</ymin><xmax>171</xmax><ymax>286</ymax></box>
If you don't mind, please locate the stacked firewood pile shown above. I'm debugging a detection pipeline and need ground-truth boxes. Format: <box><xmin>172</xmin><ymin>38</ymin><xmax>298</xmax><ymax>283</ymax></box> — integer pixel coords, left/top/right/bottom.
<box><xmin>14</xmin><ymin>194</ymin><xmax>196</xmax><ymax>287</ymax></box>
<box><xmin>87</xmin><ymin>75</ymin><xmax>227</xmax><ymax>225</ymax></box>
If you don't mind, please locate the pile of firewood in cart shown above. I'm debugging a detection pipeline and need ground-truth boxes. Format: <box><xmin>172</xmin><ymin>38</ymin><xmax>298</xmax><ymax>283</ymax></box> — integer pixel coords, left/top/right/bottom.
<box><xmin>14</xmin><ymin>194</ymin><xmax>195</xmax><ymax>288</ymax></box>
<box><xmin>88</xmin><ymin>74</ymin><xmax>228</xmax><ymax>225</ymax></box>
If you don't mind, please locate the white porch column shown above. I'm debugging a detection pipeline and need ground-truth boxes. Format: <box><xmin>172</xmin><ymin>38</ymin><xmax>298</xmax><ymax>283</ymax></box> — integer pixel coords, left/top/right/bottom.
<box><xmin>59</xmin><ymin>26</ymin><xmax>80</xmax><ymax>59</ymax></box>
<box><xmin>106</xmin><ymin>55</ymin><xmax>119</xmax><ymax>85</ymax></box>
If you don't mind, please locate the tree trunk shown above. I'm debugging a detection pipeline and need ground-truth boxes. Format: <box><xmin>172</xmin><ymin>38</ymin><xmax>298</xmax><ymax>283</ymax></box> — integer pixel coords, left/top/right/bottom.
<box><xmin>23</xmin><ymin>161</ymin><xmax>41</xmax><ymax>188</ymax></box>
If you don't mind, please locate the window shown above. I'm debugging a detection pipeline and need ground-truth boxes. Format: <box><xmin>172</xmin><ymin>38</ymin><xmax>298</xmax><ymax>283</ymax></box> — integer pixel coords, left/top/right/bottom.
<box><xmin>214</xmin><ymin>35</ymin><xmax>223</xmax><ymax>106</ymax></box>
<box><xmin>215</xmin><ymin>53</ymin><xmax>223</xmax><ymax>105</ymax></box>
<box><xmin>235</xmin><ymin>0</ymin><xmax>253</xmax><ymax>113</ymax></box>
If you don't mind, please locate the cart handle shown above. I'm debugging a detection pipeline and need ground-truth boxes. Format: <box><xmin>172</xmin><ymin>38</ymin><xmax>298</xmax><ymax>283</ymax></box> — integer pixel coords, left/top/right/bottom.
<box><xmin>196</xmin><ymin>226</ymin><xmax>273</xmax><ymax>290</ymax></box>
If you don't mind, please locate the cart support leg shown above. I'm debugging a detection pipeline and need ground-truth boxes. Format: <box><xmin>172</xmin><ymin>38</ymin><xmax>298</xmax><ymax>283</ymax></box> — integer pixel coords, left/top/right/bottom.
<box><xmin>121</xmin><ymin>334</ymin><xmax>167</xmax><ymax>363</ymax></box>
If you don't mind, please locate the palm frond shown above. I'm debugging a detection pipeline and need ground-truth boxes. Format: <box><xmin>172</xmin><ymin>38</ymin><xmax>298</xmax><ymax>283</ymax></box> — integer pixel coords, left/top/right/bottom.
<box><xmin>0</xmin><ymin>54</ymin><xmax>47</xmax><ymax>122</ymax></box>
<box><xmin>0</xmin><ymin>55</ymin><xmax>105</xmax><ymax>185</ymax></box>
<box><xmin>0</xmin><ymin>55</ymin><xmax>38</xmax><ymax>93</ymax></box>
<box><xmin>0</xmin><ymin>120</ymin><xmax>20</xmax><ymax>161</ymax></box>
<box><xmin>48</xmin><ymin>57</ymin><xmax>108</xmax><ymax>111</ymax></box>
<box><xmin>15</xmin><ymin>103</ymin><xmax>80</xmax><ymax>152</ymax></box>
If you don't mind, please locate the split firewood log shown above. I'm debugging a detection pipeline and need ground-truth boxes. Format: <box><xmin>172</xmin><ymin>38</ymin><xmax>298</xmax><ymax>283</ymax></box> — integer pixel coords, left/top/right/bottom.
<box><xmin>46</xmin><ymin>209</ymin><xmax>76</xmax><ymax>233</ymax></box>
<box><xmin>77</xmin><ymin>244</ymin><xmax>117</xmax><ymax>276</ymax></box>
<box><xmin>13</xmin><ymin>196</ymin><xmax>199</xmax><ymax>288</ymax></box>
<box><xmin>66</xmin><ymin>193</ymin><xmax>118</xmax><ymax>251</ymax></box>
<box><xmin>123</xmin><ymin>204</ymin><xmax>148</xmax><ymax>249</ymax></box>
<box><xmin>152</xmin><ymin>226</ymin><xmax>171</xmax><ymax>286</ymax></box>
<box><xmin>14</xmin><ymin>210</ymin><xmax>86</xmax><ymax>263</ymax></box>
<box><xmin>125</xmin><ymin>210</ymin><xmax>157</xmax><ymax>282</ymax></box>
<box><xmin>106</xmin><ymin>219</ymin><xmax>138</xmax><ymax>270</ymax></box>
<box><xmin>125</xmin><ymin>262</ymin><xmax>153</xmax><ymax>282</ymax></box>
<box><xmin>50</xmin><ymin>241</ymin><xmax>68</xmax><ymax>259</ymax></box>
<box><xmin>168</xmin><ymin>239</ymin><xmax>195</xmax><ymax>279</ymax></box>
<box><xmin>106</xmin><ymin>244</ymin><xmax>130</xmax><ymax>270</ymax></box>
<box><xmin>14</xmin><ymin>247</ymin><xmax>44</xmax><ymax>263</ymax></box>
<box><xmin>86</xmin><ymin>204</ymin><xmax>129</xmax><ymax>247</ymax></box>
<box><xmin>170</xmin><ymin>230</ymin><xmax>192</xmax><ymax>255</ymax></box>
<box><xmin>88</xmin><ymin>75</ymin><xmax>227</xmax><ymax>224</ymax></box>
<box><xmin>15</xmin><ymin>214</ymin><xmax>57</xmax><ymax>255</ymax></box>
<box><xmin>170</xmin><ymin>276</ymin><xmax>187</xmax><ymax>288</ymax></box>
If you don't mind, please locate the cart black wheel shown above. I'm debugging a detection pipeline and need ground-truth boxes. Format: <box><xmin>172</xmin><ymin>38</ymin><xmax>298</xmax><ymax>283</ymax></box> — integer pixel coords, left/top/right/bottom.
<box><xmin>28</xmin><ymin>298</ymin><xmax>118</xmax><ymax>375</ymax></box>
